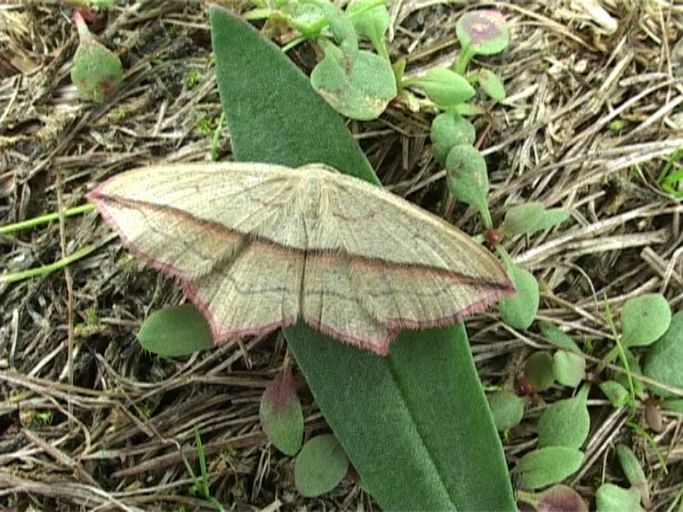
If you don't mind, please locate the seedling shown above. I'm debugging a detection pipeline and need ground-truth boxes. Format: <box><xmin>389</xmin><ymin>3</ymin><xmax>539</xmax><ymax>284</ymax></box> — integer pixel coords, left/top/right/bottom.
<box><xmin>657</xmin><ymin>147</ymin><xmax>683</xmax><ymax>198</ymax></box>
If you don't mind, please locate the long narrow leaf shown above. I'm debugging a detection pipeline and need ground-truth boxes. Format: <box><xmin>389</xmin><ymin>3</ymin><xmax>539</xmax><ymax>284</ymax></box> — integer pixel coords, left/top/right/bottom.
<box><xmin>210</xmin><ymin>8</ymin><xmax>515</xmax><ymax>510</ymax></box>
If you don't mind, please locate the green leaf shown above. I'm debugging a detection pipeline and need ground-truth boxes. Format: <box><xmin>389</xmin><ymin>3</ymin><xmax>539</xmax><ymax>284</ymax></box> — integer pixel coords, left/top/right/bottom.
<box><xmin>137</xmin><ymin>304</ymin><xmax>213</xmax><ymax>357</ymax></box>
<box><xmin>445</xmin><ymin>144</ymin><xmax>489</xmax><ymax>214</ymax></box>
<box><xmin>295</xmin><ymin>434</ymin><xmax>349</xmax><ymax>497</ymax></box>
<box><xmin>621</xmin><ymin>293</ymin><xmax>671</xmax><ymax>347</ymax></box>
<box><xmin>71</xmin><ymin>12</ymin><xmax>123</xmax><ymax>103</ymax></box>
<box><xmin>499</xmin><ymin>265</ymin><xmax>539</xmax><ymax>330</ymax></box>
<box><xmin>661</xmin><ymin>398</ymin><xmax>683</xmax><ymax>412</ymax></box>
<box><xmin>454</xmin><ymin>103</ymin><xmax>485</xmax><ymax>116</ymax></box>
<box><xmin>553</xmin><ymin>350</ymin><xmax>586</xmax><ymax>388</ymax></box>
<box><xmin>210</xmin><ymin>9</ymin><xmax>515</xmax><ymax>510</ymax></box>
<box><xmin>616</xmin><ymin>444</ymin><xmax>649</xmax><ymax>507</ymax></box>
<box><xmin>643</xmin><ymin>310</ymin><xmax>683</xmax><ymax>397</ymax></box>
<box><xmin>305</xmin><ymin>0</ymin><xmax>357</xmax><ymax>50</ymax></box>
<box><xmin>502</xmin><ymin>202</ymin><xmax>569</xmax><ymax>236</ymax></box>
<box><xmin>541</xmin><ymin>326</ymin><xmax>585</xmax><ymax>388</ymax></box>
<box><xmin>501</xmin><ymin>202</ymin><xmax>544</xmax><ymax>235</ymax></box>
<box><xmin>540</xmin><ymin>322</ymin><xmax>580</xmax><ymax>351</ymax></box>
<box><xmin>535</xmin><ymin>208</ymin><xmax>571</xmax><ymax>231</ymax></box>
<box><xmin>524</xmin><ymin>352</ymin><xmax>555</xmax><ymax>391</ymax></box>
<box><xmin>456</xmin><ymin>10</ymin><xmax>509</xmax><ymax>56</ymax></box>
<box><xmin>211</xmin><ymin>9</ymin><xmax>376</xmax><ymax>178</ymax></box>
<box><xmin>347</xmin><ymin>0</ymin><xmax>390</xmax><ymax>57</ymax></box>
<box><xmin>512</xmin><ymin>446</ymin><xmax>584</xmax><ymax>490</ymax></box>
<box><xmin>599</xmin><ymin>380</ymin><xmax>630</xmax><ymax>407</ymax></box>
<box><xmin>287</xmin><ymin>324</ymin><xmax>515</xmax><ymax>509</ymax></box>
<box><xmin>486</xmin><ymin>390</ymin><xmax>525</xmax><ymax>431</ymax></box>
<box><xmin>310</xmin><ymin>43</ymin><xmax>397</xmax><ymax>120</ymax></box>
<box><xmin>595</xmin><ymin>483</ymin><xmax>643</xmax><ymax>512</ymax></box>
<box><xmin>537</xmin><ymin>386</ymin><xmax>590</xmax><ymax>449</ymax></box>
<box><xmin>260</xmin><ymin>366</ymin><xmax>304</xmax><ymax>455</ymax></box>
<box><xmin>430</xmin><ymin>112</ymin><xmax>475</xmax><ymax>165</ymax></box>
<box><xmin>410</xmin><ymin>67</ymin><xmax>475</xmax><ymax>107</ymax></box>
<box><xmin>279</xmin><ymin>2</ymin><xmax>326</xmax><ymax>38</ymax></box>
<box><xmin>478</xmin><ymin>68</ymin><xmax>505</xmax><ymax>101</ymax></box>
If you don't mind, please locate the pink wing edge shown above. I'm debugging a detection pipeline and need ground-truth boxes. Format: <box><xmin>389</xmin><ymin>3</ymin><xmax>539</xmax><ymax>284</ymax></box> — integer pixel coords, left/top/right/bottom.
<box><xmin>87</xmin><ymin>184</ymin><xmax>515</xmax><ymax>357</ymax></box>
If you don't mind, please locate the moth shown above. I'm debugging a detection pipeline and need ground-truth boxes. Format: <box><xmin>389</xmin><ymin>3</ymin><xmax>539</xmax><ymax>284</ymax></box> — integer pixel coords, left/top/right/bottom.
<box><xmin>88</xmin><ymin>162</ymin><xmax>514</xmax><ymax>355</ymax></box>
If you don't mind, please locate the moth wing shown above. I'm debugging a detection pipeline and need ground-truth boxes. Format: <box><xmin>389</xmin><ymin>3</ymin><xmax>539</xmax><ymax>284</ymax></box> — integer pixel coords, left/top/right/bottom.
<box><xmin>301</xmin><ymin>254</ymin><xmax>391</xmax><ymax>354</ymax></box>
<box><xmin>87</xmin><ymin>162</ymin><xmax>307</xmax><ymax>281</ymax></box>
<box><xmin>299</xmin><ymin>170</ymin><xmax>513</xmax><ymax>353</ymax></box>
<box><xmin>88</xmin><ymin>163</ymin><xmax>306</xmax><ymax>341</ymax></box>
<box><xmin>301</xmin><ymin>253</ymin><xmax>513</xmax><ymax>355</ymax></box>
<box><xmin>306</xmin><ymin>170</ymin><xmax>512</xmax><ymax>286</ymax></box>
<box><xmin>188</xmin><ymin>242</ymin><xmax>303</xmax><ymax>342</ymax></box>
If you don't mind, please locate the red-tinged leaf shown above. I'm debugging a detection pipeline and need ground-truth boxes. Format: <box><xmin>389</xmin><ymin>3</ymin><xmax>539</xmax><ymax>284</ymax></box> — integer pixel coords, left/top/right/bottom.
<box><xmin>456</xmin><ymin>10</ymin><xmax>509</xmax><ymax>56</ymax></box>
<box><xmin>524</xmin><ymin>352</ymin><xmax>555</xmax><ymax>391</ymax></box>
<box><xmin>71</xmin><ymin>11</ymin><xmax>122</xmax><ymax>102</ymax></box>
<box><xmin>538</xmin><ymin>485</ymin><xmax>588</xmax><ymax>512</ymax></box>
<box><xmin>260</xmin><ymin>366</ymin><xmax>304</xmax><ymax>455</ymax></box>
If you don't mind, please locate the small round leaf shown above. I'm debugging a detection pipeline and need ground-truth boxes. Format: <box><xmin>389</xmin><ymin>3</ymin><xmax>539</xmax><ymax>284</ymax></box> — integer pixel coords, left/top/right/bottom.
<box><xmin>280</xmin><ymin>2</ymin><xmax>326</xmax><ymax>38</ymax></box>
<box><xmin>499</xmin><ymin>265</ymin><xmax>539</xmax><ymax>330</ymax></box>
<box><xmin>643</xmin><ymin>310</ymin><xmax>683</xmax><ymax>397</ymax></box>
<box><xmin>621</xmin><ymin>293</ymin><xmax>671</xmax><ymax>348</ymax></box>
<box><xmin>537</xmin><ymin>386</ymin><xmax>590</xmax><ymax>449</ymax></box>
<box><xmin>553</xmin><ymin>350</ymin><xmax>586</xmax><ymax>388</ymax></box>
<box><xmin>502</xmin><ymin>203</ymin><xmax>569</xmax><ymax>236</ymax></box>
<box><xmin>295</xmin><ymin>434</ymin><xmax>349</xmax><ymax>497</ymax></box>
<box><xmin>595</xmin><ymin>483</ymin><xmax>643</xmax><ymax>512</ymax></box>
<box><xmin>512</xmin><ymin>446</ymin><xmax>584</xmax><ymax>490</ymax></box>
<box><xmin>71</xmin><ymin>13</ymin><xmax>123</xmax><ymax>103</ymax></box>
<box><xmin>615</xmin><ymin>444</ymin><xmax>649</xmax><ymax>507</ymax></box>
<box><xmin>311</xmin><ymin>44</ymin><xmax>397</xmax><ymax>120</ymax></box>
<box><xmin>524</xmin><ymin>352</ymin><xmax>555</xmax><ymax>391</ymax></box>
<box><xmin>502</xmin><ymin>202</ymin><xmax>545</xmax><ymax>235</ymax></box>
<box><xmin>445</xmin><ymin>144</ymin><xmax>489</xmax><ymax>212</ymax></box>
<box><xmin>347</xmin><ymin>0</ymin><xmax>390</xmax><ymax>56</ymax></box>
<box><xmin>599</xmin><ymin>380</ymin><xmax>630</xmax><ymax>407</ymax></box>
<box><xmin>431</xmin><ymin>112</ymin><xmax>476</xmax><ymax>164</ymax></box>
<box><xmin>456</xmin><ymin>10</ymin><xmax>509</xmax><ymax>56</ymax></box>
<box><xmin>540</xmin><ymin>322</ymin><xmax>581</xmax><ymax>351</ymax></box>
<box><xmin>487</xmin><ymin>390</ymin><xmax>525</xmax><ymax>431</ymax></box>
<box><xmin>137</xmin><ymin>304</ymin><xmax>213</xmax><ymax>357</ymax></box>
<box><xmin>478</xmin><ymin>68</ymin><xmax>506</xmax><ymax>101</ymax></box>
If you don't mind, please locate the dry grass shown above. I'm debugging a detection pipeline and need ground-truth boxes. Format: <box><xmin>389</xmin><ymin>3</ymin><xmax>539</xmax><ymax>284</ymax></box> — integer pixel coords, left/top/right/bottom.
<box><xmin>1</xmin><ymin>0</ymin><xmax>682</xmax><ymax>510</ymax></box>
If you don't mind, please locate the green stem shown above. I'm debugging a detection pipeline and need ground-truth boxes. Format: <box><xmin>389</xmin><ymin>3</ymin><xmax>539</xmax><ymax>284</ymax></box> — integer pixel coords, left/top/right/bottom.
<box><xmin>479</xmin><ymin>204</ymin><xmax>493</xmax><ymax>230</ymax></box>
<box><xmin>602</xmin><ymin>298</ymin><xmax>638</xmax><ymax>406</ymax></box>
<box><xmin>0</xmin><ymin>204</ymin><xmax>94</xmax><ymax>235</ymax></box>
<box><xmin>1</xmin><ymin>245</ymin><xmax>96</xmax><ymax>284</ymax></box>
<box><xmin>452</xmin><ymin>45</ymin><xmax>476</xmax><ymax>74</ymax></box>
